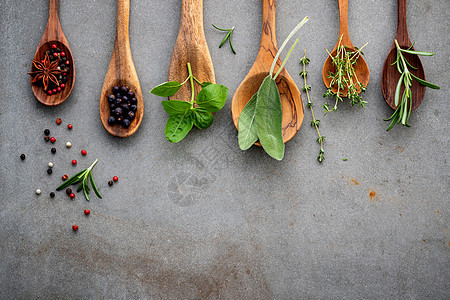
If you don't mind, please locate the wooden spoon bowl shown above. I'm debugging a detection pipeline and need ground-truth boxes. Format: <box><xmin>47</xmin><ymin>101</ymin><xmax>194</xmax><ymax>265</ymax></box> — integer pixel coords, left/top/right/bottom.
<box><xmin>30</xmin><ymin>0</ymin><xmax>75</xmax><ymax>106</ymax></box>
<box><xmin>381</xmin><ymin>0</ymin><xmax>425</xmax><ymax>111</ymax></box>
<box><xmin>100</xmin><ymin>0</ymin><xmax>143</xmax><ymax>138</ymax></box>
<box><xmin>231</xmin><ymin>0</ymin><xmax>303</xmax><ymax>145</ymax></box>
<box><xmin>322</xmin><ymin>0</ymin><xmax>370</xmax><ymax>96</ymax></box>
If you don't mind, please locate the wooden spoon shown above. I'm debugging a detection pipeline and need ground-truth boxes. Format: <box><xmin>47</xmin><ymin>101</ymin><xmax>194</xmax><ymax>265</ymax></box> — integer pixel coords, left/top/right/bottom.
<box><xmin>381</xmin><ymin>0</ymin><xmax>425</xmax><ymax>111</ymax></box>
<box><xmin>30</xmin><ymin>0</ymin><xmax>75</xmax><ymax>106</ymax></box>
<box><xmin>100</xmin><ymin>0</ymin><xmax>143</xmax><ymax>138</ymax></box>
<box><xmin>322</xmin><ymin>0</ymin><xmax>369</xmax><ymax>96</ymax></box>
<box><xmin>231</xmin><ymin>0</ymin><xmax>303</xmax><ymax>144</ymax></box>
<box><xmin>168</xmin><ymin>0</ymin><xmax>215</xmax><ymax>101</ymax></box>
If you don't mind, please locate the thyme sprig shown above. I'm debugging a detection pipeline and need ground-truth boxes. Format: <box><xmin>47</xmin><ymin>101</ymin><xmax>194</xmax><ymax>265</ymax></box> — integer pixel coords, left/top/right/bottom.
<box><xmin>384</xmin><ymin>40</ymin><xmax>440</xmax><ymax>131</ymax></box>
<box><xmin>300</xmin><ymin>50</ymin><xmax>325</xmax><ymax>163</ymax></box>
<box><xmin>323</xmin><ymin>35</ymin><xmax>368</xmax><ymax>114</ymax></box>
<box><xmin>56</xmin><ymin>159</ymin><xmax>102</xmax><ymax>201</ymax></box>
<box><xmin>212</xmin><ymin>24</ymin><xmax>236</xmax><ymax>54</ymax></box>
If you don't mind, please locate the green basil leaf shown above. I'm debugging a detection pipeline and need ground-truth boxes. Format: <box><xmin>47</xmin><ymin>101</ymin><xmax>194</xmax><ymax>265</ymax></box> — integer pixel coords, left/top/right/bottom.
<box><xmin>193</xmin><ymin>108</ymin><xmax>214</xmax><ymax>129</ymax></box>
<box><xmin>255</xmin><ymin>75</ymin><xmax>284</xmax><ymax>160</ymax></box>
<box><xmin>196</xmin><ymin>84</ymin><xmax>229</xmax><ymax>112</ymax></box>
<box><xmin>165</xmin><ymin>111</ymin><xmax>194</xmax><ymax>143</ymax></box>
<box><xmin>238</xmin><ymin>93</ymin><xmax>258</xmax><ymax>150</ymax></box>
<box><xmin>161</xmin><ymin>100</ymin><xmax>192</xmax><ymax>115</ymax></box>
<box><xmin>150</xmin><ymin>81</ymin><xmax>182</xmax><ymax>97</ymax></box>
<box><xmin>200</xmin><ymin>82</ymin><xmax>212</xmax><ymax>88</ymax></box>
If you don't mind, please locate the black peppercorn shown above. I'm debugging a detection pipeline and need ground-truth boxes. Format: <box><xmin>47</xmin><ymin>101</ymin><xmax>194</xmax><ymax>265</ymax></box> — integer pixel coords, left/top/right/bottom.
<box><xmin>51</xmin><ymin>148</ymin><xmax>56</xmax><ymax>154</ymax></box>
<box><xmin>20</xmin><ymin>154</ymin><xmax>26</xmax><ymax>160</ymax></box>
<box><xmin>66</xmin><ymin>188</ymin><xmax>72</xmax><ymax>195</ymax></box>
<box><xmin>44</xmin><ymin>129</ymin><xmax>50</xmax><ymax>135</ymax></box>
<box><xmin>47</xmin><ymin>168</ymin><xmax>53</xmax><ymax>174</ymax></box>
<box><xmin>112</xmin><ymin>86</ymin><xmax>119</xmax><ymax>94</ymax></box>
<box><xmin>108</xmin><ymin>116</ymin><xmax>116</xmax><ymax>125</ymax></box>
<box><xmin>122</xmin><ymin>119</ymin><xmax>131</xmax><ymax>128</ymax></box>
<box><xmin>108</xmin><ymin>180</ymin><xmax>113</xmax><ymax>186</ymax></box>
<box><xmin>50</xmin><ymin>192</ymin><xmax>55</xmax><ymax>198</ymax></box>
<box><xmin>44</xmin><ymin>136</ymin><xmax>50</xmax><ymax>142</ymax></box>
<box><xmin>108</xmin><ymin>95</ymin><xmax>115</xmax><ymax>103</ymax></box>
<box><xmin>120</xmin><ymin>86</ymin><xmax>128</xmax><ymax>94</ymax></box>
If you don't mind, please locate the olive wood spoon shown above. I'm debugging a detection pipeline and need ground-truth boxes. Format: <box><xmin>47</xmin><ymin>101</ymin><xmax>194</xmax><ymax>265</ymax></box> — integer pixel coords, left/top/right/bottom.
<box><xmin>381</xmin><ymin>0</ymin><xmax>425</xmax><ymax>111</ymax></box>
<box><xmin>30</xmin><ymin>0</ymin><xmax>75</xmax><ymax>106</ymax></box>
<box><xmin>168</xmin><ymin>0</ymin><xmax>215</xmax><ymax>101</ymax></box>
<box><xmin>322</xmin><ymin>0</ymin><xmax>369</xmax><ymax>96</ymax></box>
<box><xmin>100</xmin><ymin>0</ymin><xmax>143</xmax><ymax>138</ymax></box>
<box><xmin>231</xmin><ymin>0</ymin><xmax>303</xmax><ymax>145</ymax></box>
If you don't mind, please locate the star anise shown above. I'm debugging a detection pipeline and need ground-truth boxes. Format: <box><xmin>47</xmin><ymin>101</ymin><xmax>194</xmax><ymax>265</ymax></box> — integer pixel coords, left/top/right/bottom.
<box><xmin>28</xmin><ymin>53</ymin><xmax>63</xmax><ymax>91</ymax></box>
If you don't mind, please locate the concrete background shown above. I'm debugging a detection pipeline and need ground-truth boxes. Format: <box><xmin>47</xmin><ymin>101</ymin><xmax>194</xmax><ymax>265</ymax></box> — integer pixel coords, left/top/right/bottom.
<box><xmin>1</xmin><ymin>0</ymin><xmax>448</xmax><ymax>299</ymax></box>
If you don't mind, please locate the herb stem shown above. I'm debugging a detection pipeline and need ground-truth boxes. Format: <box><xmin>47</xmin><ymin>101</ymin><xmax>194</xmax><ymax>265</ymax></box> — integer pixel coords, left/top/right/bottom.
<box><xmin>274</xmin><ymin>39</ymin><xmax>299</xmax><ymax>80</ymax></box>
<box><xmin>187</xmin><ymin>62</ymin><xmax>195</xmax><ymax>103</ymax></box>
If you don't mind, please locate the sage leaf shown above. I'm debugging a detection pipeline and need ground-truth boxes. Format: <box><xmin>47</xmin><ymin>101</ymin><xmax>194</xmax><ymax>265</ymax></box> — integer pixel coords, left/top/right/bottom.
<box><xmin>255</xmin><ymin>75</ymin><xmax>284</xmax><ymax>160</ymax></box>
<box><xmin>238</xmin><ymin>93</ymin><xmax>258</xmax><ymax>150</ymax></box>
<box><xmin>161</xmin><ymin>100</ymin><xmax>192</xmax><ymax>115</ymax></box>
<box><xmin>196</xmin><ymin>84</ymin><xmax>229</xmax><ymax>112</ymax></box>
<box><xmin>165</xmin><ymin>111</ymin><xmax>194</xmax><ymax>143</ymax></box>
<box><xmin>150</xmin><ymin>81</ymin><xmax>182</xmax><ymax>97</ymax></box>
<box><xmin>193</xmin><ymin>108</ymin><xmax>214</xmax><ymax>129</ymax></box>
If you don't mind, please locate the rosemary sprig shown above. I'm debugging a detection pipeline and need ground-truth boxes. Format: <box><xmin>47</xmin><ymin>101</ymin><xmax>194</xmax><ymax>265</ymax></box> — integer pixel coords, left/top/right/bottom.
<box><xmin>323</xmin><ymin>35</ymin><xmax>368</xmax><ymax>114</ymax></box>
<box><xmin>56</xmin><ymin>159</ymin><xmax>102</xmax><ymax>201</ymax></box>
<box><xmin>384</xmin><ymin>40</ymin><xmax>440</xmax><ymax>131</ymax></box>
<box><xmin>300</xmin><ymin>50</ymin><xmax>325</xmax><ymax>163</ymax></box>
<box><xmin>212</xmin><ymin>24</ymin><xmax>236</xmax><ymax>54</ymax></box>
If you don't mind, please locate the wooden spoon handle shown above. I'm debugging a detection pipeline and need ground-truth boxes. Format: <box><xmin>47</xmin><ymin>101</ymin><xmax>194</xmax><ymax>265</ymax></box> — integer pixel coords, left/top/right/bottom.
<box><xmin>260</xmin><ymin>0</ymin><xmax>277</xmax><ymax>49</ymax></box>
<box><xmin>115</xmin><ymin>0</ymin><xmax>131</xmax><ymax>46</ymax></box>
<box><xmin>395</xmin><ymin>0</ymin><xmax>410</xmax><ymax>44</ymax></box>
<box><xmin>180</xmin><ymin>0</ymin><xmax>204</xmax><ymax>33</ymax></box>
<box><xmin>337</xmin><ymin>0</ymin><xmax>353</xmax><ymax>48</ymax></box>
<box><xmin>41</xmin><ymin>0</ymin><xmax>64</xmax><ymax>45</ymax></box>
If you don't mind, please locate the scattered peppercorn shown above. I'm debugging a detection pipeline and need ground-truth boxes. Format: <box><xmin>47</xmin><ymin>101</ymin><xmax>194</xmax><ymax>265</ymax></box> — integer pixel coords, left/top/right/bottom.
<box><xmin>62</xmin><ymin>174</ymin><xmax>68</xmax><ymax>181</ymax></box>
<box><xmin>44</xmin><ymin>136</ymin><xmax>50</xmax><ymax>142</ymax></box>
<box><xmin>69</xmin><ymin>193</ymin><xmax>75</xmax><ymax>199</ymax></box>
<box><xmin>36</xmin><ymin>189</ymin><xmax>42</xmax><ymax>195</ymax></box>
<box><xmin>67</xmin><ymin>124</ymin><xmax>72</xmax><ymax>130</ymax></box>
<box><xmin>113</xmin><ymin>176</ymin><xmax>118</xmax><ymax>182</ymax></box>
<box><xmin>51</xmin><ymin>148</ymin><xmax>56</xmax><ymax>154</ymax></box>
<box><xmin>20</xmin><ymin>154</ymin><xmax>26</xmax><ymax>160</ymax></box>
<box><xmin>71</xmin><ymin>159</ymin><xmax>77</xmax><ymax>165</ymax></box>
<box><xmin>56</xmin><ymin>118</ymin><xmax>62</xmax><ymax>125</ymax></box>
<box><xmin>72</xmin><ymin>224</ymin><xmax>78</xmax><ymax>231</ymax></box>
<box><xmin>50</xmin><ymin>192</ymin><xmax>55</xmax><ymax>198</ymax></box>
<box><xmin>47</xmin><ymin>168</ymin><xmax>52</xmax><ymax>175</ymax></box>
<box><xmin>66</xmin><ymin>142</ymin><xmax>72</xmax><ymax>148</ymax></box>
<box><xmin>108</xmin><ymin>180</ymin><xmax>113</xmax><ymax>186</ymax></box>
<box><xmin>48</xmin><ymin>162</ymin><xmax>54</xmax><ymax>168</ymax></box>
<box><xmin>84</xmin><ymin>209</ymin><xmax>90</xmax><ymax>215</ymax></box>
<box><xmin>81</xmin><ymin>150</ymin><xmax>87</xmax><ymax>156</ymax></box>
<box><xmin>44</xmin><ymin>129</ymin><xmax>50</xmax><ymax>135</ymax></box>
<box><xmin>50</xmin><ymin>137</ymin><xmax>56</xmax><ymax>143</ymax></box>
<box><xmin>66</xmin><ymin>188</ymin><xmax>72</xmax><ymax>195</ymax></box>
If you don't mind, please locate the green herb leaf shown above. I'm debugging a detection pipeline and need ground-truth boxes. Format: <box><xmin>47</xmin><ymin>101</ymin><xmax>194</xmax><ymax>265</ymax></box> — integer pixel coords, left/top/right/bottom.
<box><xmin>150</xmin><ymin>81</ymin><xmax>182</xmax><ymax>97</ymax></box>
<box><xmin>192</xmin><ymin>108</ymin><xmax>214</xmax><ymax>129</ymax></box>
<box><xmin>200</xmin><ymin>82</ymin><xmax>212</xmax><ymax>88</ymax></box>
<box><xmin>89</xmin><ymin>172</ymin><xmax>102</xmax><ymax>199</ymax></box>
<box><xmin>394</xmin><ymin>72</ymin><xmax>405</xmax><ymax>107</ymax></box>
<box><xmin>196</xmin><ymin>84</ymin><xmax>229</xmax><ymax>112</ymax></box>
<box><xmin>165</xmin><ymin>111</ymin><xmax>194</xmax><ymax>143</ymax></box>
<box><xmin>56</xmin><ymin>169</ymin><xmax>86</xmax><ymax>190</ymax></box>
<box><xmin>161</xmin><ymin>100</ymin><xmax>192</xmax><ymax>115</ymax></box>
<box><xmin>238</xmin><ymin>93</ymin><xmax>258</xmax><ymax>150</ymax></box>
<box><xmin>255</xmin><ymin>75</ymin><xmax>284</xmax><ymax>160</ymax></box>
<box><xmin>399</xmin><ymin>49</ymin><xmax>434</xmax><ymax>56</ymax></box>
<box><xmin>410</xmin><ymin>73</ymin><xmax>440</xmax><ymax>89</ymax></box>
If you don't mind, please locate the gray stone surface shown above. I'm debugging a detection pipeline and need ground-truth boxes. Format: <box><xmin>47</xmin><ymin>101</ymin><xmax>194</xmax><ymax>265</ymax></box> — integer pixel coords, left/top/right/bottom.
<box><xmin>1</xmin><ymin>0</ymin><xmax>449</xmax><ymax>299</ymax></box>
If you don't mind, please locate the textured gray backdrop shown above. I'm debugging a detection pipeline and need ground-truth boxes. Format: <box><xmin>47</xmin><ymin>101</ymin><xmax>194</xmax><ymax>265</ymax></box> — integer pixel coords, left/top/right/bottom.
<box><xmin>1</xmin><ymin>0</ymin><xmax>449</xmax><ymax>299</ymax></box>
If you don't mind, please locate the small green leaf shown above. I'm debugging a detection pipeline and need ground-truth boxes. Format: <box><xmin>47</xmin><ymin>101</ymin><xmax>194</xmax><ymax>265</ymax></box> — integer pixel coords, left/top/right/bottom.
<box><xmin>193</xmin><ymin>108</ymin><xmax>214</xmax><ymax>129</ymax></box>
<box><xmin>343</xmin><ymin>158</ymin><xmax>347</xmax><ymax>161</ymax></box>
<box><xmin>410</xmin><ymin>73</ymin><xmax>440</xmax><ymax>89</ymax></box>
<box><xmin>56</xmin><ymin>169</ymin><xmax>86</xmax><ymax>190</ymax></box>
<box><xmin>399</xmin><ymin>49</ymin><xmax>434</xmax><ymax>56</ymax></box>
<box><xmin>150</xmin><ymin>81</ymin><xmax>182</xmax><ymax>97</ymax></box>
<box><xmin>394</xmin><ymin>72</ymin><xmax>405</xmax><ymax>107</ymax></box>
<box><xmin>89</xmin><ymin>172</ymin><xmax>102</xmax><ymax>199</ymax></box>
<box><xmin>238</xmin><ymin>93</ymin><xmax>258</xmax><ymax>150</ymax></box>
<box><xmin>161</xmin><ymin>100</ymin><xmax>192</xmax><ymax>115</ymax></box>
<box><xmin>196</xmin><ymin>84</ymin><xmax>229</xmax><ymax>112</ymax></box>
<box><xmin>165</xmin><ymin>111</ymin><xmax>194</xmax><ymax>143</ymax></box>
<box><xmin>255</xmin><ymin>76</ymin><xmax>284</xmax><ymax>160</ymax></box>
<box><xmin>200</xmin><ymin>82</ymin><xmax>212</xmax><ymax>88</ymax></box>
